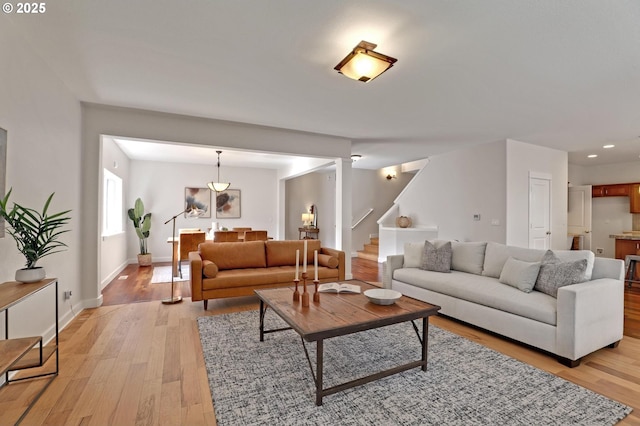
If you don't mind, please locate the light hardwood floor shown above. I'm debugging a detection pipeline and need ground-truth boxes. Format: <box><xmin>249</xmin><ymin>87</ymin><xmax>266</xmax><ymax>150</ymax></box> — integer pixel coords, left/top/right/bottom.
<box><xmin>2</xmin><ymin>259</ymin><xmax>639</xmax><ymax>425</ymax></box>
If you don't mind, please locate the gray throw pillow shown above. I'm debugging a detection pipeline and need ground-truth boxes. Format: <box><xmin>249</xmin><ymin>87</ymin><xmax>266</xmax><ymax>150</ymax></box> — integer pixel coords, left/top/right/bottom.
<box><xmin>498</xmin><ymin>257</ymin><xmax>541</xmax><ymax>293</ymax></box>
<box><xmin>534</xmin><ymin>250</ymin><xmax>588</xmax><ymax>297</ymax></box>
<box><xmin>420</xmin><ymin>241</ymin><xmax>452</xmax><ymax>273</ymax></box>
<box><xmin>404</xmin><ymin>240</ymin><xmax>450</xmax><ymax>268</ymax></box>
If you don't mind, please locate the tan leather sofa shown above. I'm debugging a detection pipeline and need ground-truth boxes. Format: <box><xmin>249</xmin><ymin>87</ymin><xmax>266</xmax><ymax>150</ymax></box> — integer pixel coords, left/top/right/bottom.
<box><xmin>189</xmin><ymin>240</ymin><xmax>345</xmax><ymax>310</ymax></box>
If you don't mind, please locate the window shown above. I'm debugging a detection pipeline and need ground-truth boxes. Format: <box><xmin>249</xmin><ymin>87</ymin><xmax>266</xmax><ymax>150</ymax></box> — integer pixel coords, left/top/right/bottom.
<box><xmin>103</xmin><ymin>169</ymin><xmax>123</xmax><ymax>236</ymax></box>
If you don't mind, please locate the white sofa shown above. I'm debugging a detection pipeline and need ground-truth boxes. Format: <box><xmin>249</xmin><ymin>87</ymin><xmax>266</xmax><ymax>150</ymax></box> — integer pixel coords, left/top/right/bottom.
<box><xmin>383</xmin><ymin>241</ymin><xmax>625</xmax><ymax>367</ymax></box>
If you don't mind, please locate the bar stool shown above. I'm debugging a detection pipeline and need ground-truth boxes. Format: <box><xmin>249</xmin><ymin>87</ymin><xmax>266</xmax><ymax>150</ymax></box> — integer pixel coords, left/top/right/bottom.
<box><xmin>624</xmin><ymin>255</ymin><xmax>640</xmax><ymax>287</ymax></box>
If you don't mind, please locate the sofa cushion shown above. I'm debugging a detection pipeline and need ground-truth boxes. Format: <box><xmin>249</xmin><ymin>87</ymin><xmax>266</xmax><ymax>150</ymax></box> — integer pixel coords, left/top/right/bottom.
<box><xmin>404</xmin><ymin>240</ymin><xmax>449</xmax><ymax>268</ymax></box>
<box><xmin>420</xmin><ymin>241</ymin><xmax>452</xmax><ymax>273</ymax></box>
<box><xmin>393</xmin><ymin>268</ymin><xmax>557</xmax><ymax>325</ymax></box>
<box><xmin>534</xmin><ymin>250</ymin><xmax>588</xmax><ymax>297</ymax></box>
<box><xmin>499</xmin><ymin>257</ymin><xmax>541</xmax><ymax>293</ymax></box>
<box><xmin>265</xmin><ymin>239</ymin><xmax>321</xmax><ymax>267</ymax></box>
<box><xmin>482</xmin><ymin>242</ymin><xmax>545</xmax><ymax>278</ymax></box>
<box><xmin>451</xmin><ymin>242</ymin><xmax>487</xmax><ymax>275</ymax></box>
<box><xmin>202</xmin><ymin>260</ymin><xmax>219</xmax><ymax>278</ymax></box>
<box><xmin>318</xmin><ymin>253</ymin><xmax>338</xmax><ymax>269</ymax></box>
<box><xmin>202</xmin><ymin>265</ymin><xmax>340</xmax><ymax>290</ymax></box>
<box><xmin>199</xmin><ymin>241</ymin><xmax>266</xmax><ymax>270</ymax></box>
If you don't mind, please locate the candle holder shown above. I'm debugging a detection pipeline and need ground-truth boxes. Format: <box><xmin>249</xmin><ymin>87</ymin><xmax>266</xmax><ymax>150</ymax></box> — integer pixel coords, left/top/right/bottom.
<box><xmin>301</xmin><ymin>272</ymin><xmax>310</xmax><ymax>307</ymax></box>
<box><xmin>313</xmin><ymin>279</ymin><xmax>320</xmax><ymax>303</ymax></box>
<box><xmin>293</xmin><ymin>279</ymin><xmax>300</xmax><ymax>302</ymax></box>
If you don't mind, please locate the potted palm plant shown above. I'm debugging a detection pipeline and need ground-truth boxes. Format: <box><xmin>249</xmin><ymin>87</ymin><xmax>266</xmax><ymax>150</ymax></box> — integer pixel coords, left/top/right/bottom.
<box><xmin>0</xmin><ymin>188</ymin><xmax>71</xmax><ymax>283</ymax></box>
<box><xmin>128</xmin><ymin>197</ymin><xmax>152</xmax><ymax>266</ymax></box>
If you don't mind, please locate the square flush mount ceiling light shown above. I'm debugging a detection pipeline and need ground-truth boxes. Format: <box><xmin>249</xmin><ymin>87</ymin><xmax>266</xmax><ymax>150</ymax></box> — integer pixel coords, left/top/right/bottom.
<box><xmin>334</xmin><ymin>40</ymin><xmax>397</xmax><ymax>82</ymax></box>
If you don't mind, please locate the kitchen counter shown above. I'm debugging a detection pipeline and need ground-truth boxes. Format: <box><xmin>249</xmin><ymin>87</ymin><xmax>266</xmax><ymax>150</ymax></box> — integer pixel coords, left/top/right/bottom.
<box><xmin>610</xmin><ymin>233</ymin><xmax>640</xmax><ymax>240</ymax></box>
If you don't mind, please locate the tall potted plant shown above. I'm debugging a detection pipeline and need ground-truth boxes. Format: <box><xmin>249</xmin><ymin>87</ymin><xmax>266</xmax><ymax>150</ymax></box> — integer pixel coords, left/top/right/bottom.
<box><xmin>0</xmin><ymin>188</ymin><xmax>71</xmax><ymax>283</ymax></box>
<box><xmin>128</xmin><ymin>197</ymin><xmax>152</xmax><ymax>266</ymax></box>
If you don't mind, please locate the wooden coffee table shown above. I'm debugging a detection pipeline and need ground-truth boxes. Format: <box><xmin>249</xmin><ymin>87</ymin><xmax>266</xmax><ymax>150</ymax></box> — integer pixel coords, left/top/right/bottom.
<box><xmin>255</xmin><ymin>280</ymin><xmax>440</xmax><ymax>405</ymax></box>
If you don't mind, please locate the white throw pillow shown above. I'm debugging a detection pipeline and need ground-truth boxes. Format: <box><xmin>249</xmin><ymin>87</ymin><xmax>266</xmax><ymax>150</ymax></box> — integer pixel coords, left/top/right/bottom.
<box><xmin>498</xmin><ymin>257</ymin><xmax>541</xmax><ymax>293</ymax></box>
<box><xmin>451</xmin><ymin>242</ymin><xmax>487</xmax><ymax>275</ymax></box>
<box><xmin>482</xmin><ymin>242</ymin><xmax>545</xmax><ymax>278</ymax></box>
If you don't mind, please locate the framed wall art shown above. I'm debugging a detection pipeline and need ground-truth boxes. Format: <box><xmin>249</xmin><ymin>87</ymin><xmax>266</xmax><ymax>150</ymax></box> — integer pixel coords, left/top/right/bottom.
<box><xmin>216</xmin><ymin>189</ymin><xmax>241</xmax><ymax>218</ymax></box>
<box><xmin>184</xmin><ymin>187</ymin><xmax>211</xmax><ymax>218</ymax></box>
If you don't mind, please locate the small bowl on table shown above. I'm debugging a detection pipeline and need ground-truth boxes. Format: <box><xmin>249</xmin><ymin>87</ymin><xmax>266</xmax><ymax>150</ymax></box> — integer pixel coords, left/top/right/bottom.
<box><xmin>364</xmin><ymin>289</ymin><xmax>402</xmax><ymax>305</ymax></box>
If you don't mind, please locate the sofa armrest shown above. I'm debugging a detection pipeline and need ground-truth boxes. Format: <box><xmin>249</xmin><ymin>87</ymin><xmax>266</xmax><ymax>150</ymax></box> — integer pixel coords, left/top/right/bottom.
<box><xmin>556</xmin><ymin>277</ymin><xmax>624</xmax><ymax>360</ymax></box>
<box><xmin>320</xmin><ymin>247</ymin><xmax>346</xmax><ymax>281</ymax></box>
<box><xmin>189</xmin><ymin>251</ymin><xmax>204</xmax><ymax>302</ymax></box>
<box><xmin>383</xmin><ymin>255</ymin><xmax>405</xmax><ymax>289</ymax></box>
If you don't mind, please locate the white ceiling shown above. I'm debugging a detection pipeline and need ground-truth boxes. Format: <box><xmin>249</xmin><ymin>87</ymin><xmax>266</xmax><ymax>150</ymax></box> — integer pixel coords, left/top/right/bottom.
<box><xmin>6</xmin><ymin>1</ymin><xmax>640</xmax><ymax>169</ymax></box>
<box><xmin>113</xmin><ymin>138</ymin><xmax>308</xmax><ymax>170</ymax></box>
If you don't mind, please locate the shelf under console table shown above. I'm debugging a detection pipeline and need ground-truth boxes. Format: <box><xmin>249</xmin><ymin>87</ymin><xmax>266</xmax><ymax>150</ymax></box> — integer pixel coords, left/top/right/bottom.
<box><xmin>0</xmin><ymin>278</ymin><xmax>59</xmax><ymax>425</ymax></box>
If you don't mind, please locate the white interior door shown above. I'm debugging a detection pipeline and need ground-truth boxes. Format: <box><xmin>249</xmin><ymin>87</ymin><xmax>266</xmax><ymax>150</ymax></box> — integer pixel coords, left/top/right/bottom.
<box><xmin>567</xmin><ymin>185</ymin><xmax>592</xmax><ymax>250</ymax></box>
<box><xmin>529</xmin><ymin>176</ymin><xmax>551</xmax><ymax>249</ymax></box>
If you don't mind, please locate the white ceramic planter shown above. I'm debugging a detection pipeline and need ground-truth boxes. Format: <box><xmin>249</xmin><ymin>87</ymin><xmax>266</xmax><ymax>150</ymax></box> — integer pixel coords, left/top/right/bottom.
<box><xmin>15</xmin><ymin>267</ymin><xmax>46</xmax><ymax>283</ymax></box>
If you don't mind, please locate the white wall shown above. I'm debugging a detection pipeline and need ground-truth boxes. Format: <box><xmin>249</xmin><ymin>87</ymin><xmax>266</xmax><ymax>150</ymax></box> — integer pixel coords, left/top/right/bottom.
<box><xmin>352</xmin><ymin>168</ymin><xmax>413</xmax><ymax>255</ymax></box>
<box><xmin>591</xmin><ymin>197</ymin><xmax>631</xmax><ymax>258</ymax></box>
<box><xmin>572</xmin><ymin>161</ymin><xmax>640</xmax><ymax>185</ymax></box>
<box><xmin>380</xmin><ymin>139</ymin><xmax>569</xmax><ymax>258</ymax></box>
<box><xmin>568</xmin><ymin>163</ymin><xmax>586</xmax><ymax>186</ymax></box>
<box><xmin>128</xmin><ymin>161</ymin><xmax>278</xmax><ymax>261</ymax></box>
<box><xmin>506</xmin><ymin>139</ymin><xmax>568</xmax><ymax>249</ymax></box>
<box><xmin>568</xmin><ymin>161</ymin><xmax>640</xmax><ymax>258</ymax></box>
<box><xmin>0</xmin><ymin>18</ymin><xmax>82</xmax><ymax>342</ymax></box>
<box><xmin>392</xmin><ymin>141</ymin><xmax>508</xmax><ymax>243</ymax></box>
<box><xmin>99</xmin><ymin>137</ymin><xmax>130</xmax><ymax>288</ymax></box>
<box><xmin>285</xmin><ymin>171</ymin><xmax>336</xmax><ymax>247</ymax></box>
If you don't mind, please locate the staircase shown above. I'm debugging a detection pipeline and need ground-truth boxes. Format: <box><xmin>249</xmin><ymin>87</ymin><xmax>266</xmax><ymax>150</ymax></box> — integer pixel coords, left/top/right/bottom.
<box><xmin>357</xmin><ymin>236</ymin><xmax>379</xmax><ymax>262</ymax></box>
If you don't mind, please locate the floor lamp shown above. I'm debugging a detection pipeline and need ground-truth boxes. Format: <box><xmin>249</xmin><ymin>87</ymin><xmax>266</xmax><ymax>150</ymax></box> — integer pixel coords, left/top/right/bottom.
<box><xmin>162</xmin><ymin>209</ymin><xmax>186</xmax><ymax>304</ymax></box>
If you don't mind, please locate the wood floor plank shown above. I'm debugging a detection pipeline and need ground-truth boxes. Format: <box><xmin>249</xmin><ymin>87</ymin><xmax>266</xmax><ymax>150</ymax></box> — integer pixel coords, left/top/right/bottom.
<box><xmin>135</xmin><ymin>377</ymin><xmax>162</xmax><ymax>426</ymax></box>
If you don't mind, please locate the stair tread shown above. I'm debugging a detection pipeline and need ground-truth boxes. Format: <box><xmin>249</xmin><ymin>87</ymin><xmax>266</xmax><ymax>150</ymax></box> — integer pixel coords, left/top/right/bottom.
<box><xmin>357</xmin><ymin>251</ymin><xmax>379</xmax><ymax>261</ymax></box>
<box><xmin>364</xmin><ymin>243</ymin><xmax>378</xmax><ymax>250</ymax></box>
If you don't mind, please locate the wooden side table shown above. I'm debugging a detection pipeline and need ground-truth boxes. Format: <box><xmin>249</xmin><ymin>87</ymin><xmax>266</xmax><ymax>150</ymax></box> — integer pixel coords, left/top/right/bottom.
<box><xmin>299</xmin><ymin>227</ymin><xmax>319</xmax><ymax>240</ymax></box>
<box><xmin>0</xmin><ymin>278</ymin><xmax>59</xmax><ymax>424</ymax></box>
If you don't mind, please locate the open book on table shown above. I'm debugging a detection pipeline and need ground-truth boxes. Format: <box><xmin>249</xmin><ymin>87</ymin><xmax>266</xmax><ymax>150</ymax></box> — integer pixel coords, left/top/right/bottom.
<box><xmin>317</xmin><ymin>282</ymin><xmax>361</xmax><ymax>294</ymax></box>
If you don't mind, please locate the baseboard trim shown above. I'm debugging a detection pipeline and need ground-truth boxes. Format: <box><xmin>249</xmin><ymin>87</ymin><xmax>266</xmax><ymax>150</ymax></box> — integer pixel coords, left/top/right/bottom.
<box><xmin>101</xmin><ymin>261</ymin><xmax>129</xmax><ymax>290</ymax></box>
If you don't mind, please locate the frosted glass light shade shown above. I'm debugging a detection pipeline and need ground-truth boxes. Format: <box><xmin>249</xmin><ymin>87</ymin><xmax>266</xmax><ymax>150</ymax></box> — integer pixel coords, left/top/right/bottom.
<box><xmin>334</xmin><ymin>41</ymin><xmax>397</xmax><ymax>83</ymax></box>
<box><xmin>339</xmin><ymin>52</ymin><xmax>392</xmax><ymax>81</ymax></box>
<box><xmin>208</xmin><ymin>182</ymin><xmax>230</xmax><ymax>192</ymax></box>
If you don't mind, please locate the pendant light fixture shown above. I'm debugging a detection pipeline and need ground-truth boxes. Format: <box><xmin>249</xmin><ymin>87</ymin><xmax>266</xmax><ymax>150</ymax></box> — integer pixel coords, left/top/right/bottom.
<box><xmin>207</xmin><ymin>150</ymin><xmax>230</xmax><ymax>192</ymax></box>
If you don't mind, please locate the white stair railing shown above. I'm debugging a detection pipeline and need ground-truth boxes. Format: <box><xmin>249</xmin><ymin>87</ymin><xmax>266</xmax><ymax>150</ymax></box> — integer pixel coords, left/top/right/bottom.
<box><xmin>351</xmin><ymin>208</ymin><xmax>374</xmax><ymax>230</ymax></box>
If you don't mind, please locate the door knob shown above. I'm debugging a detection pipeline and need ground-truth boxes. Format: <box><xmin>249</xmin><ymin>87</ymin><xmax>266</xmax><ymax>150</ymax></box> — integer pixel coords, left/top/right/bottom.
<box><xmin>546</xmin><ymin>231</ymin><xmax>551</xmax><ymax>235</ymax></box>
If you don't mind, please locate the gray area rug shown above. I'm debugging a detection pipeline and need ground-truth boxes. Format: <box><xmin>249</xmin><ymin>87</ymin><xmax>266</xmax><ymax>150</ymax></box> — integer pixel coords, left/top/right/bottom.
<box><xmin>197</xmin><ymin>311</ymin><xmax>632</xmax><ymax>425</ymax></box>
<box><xmin>150</xmin><ymin>265</ymin><xmax>188</xmax><ymax>283</ymax></box>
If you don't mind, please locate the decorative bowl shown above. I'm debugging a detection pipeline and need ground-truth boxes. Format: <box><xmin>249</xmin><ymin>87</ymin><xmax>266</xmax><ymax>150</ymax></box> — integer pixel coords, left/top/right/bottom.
<box><xmin>364</xmin><ymin>289</ymin><xmax>402</xmax><ymax>305</ymax></box>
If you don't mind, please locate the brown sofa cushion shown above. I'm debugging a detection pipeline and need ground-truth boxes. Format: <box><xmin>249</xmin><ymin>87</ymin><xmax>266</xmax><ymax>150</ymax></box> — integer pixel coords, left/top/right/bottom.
<box><xmin>199</xmin><ymin>241</ymin><xmax>267</xmax><ymax>270</ymax></box>
<box><xmin>265</xmin><ymin>240</ymin><xmax>322</xmax><ymax>267</ymax></box>
<box><xmin>202</xmin><ymin>265</ymin><xmax>341</xmax><ymax>290</ymax></box>
<box><xmin>202</xmin><ymin>260</ymin><xmax>219</xmax><ymax>278</ymax></box>
<box><xmin>318</xmin><ymin>254</ymin><xmax>338</xmax><ymax>269</ymax></box>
